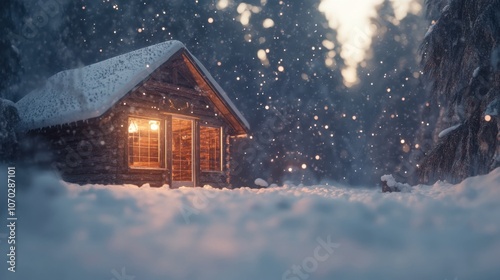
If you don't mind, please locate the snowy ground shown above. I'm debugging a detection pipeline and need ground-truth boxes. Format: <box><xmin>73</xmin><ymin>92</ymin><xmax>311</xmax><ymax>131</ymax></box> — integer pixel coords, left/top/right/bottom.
<box><xmin>2</xmin><ymin>169</ymin><xmax>500</xmax><ymax>280</ymax></box>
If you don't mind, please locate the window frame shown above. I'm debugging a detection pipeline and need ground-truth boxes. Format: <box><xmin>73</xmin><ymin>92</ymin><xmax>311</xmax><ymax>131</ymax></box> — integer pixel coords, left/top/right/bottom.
<box><xmin>127</xmin><ymin>116</ymin><xmax>166</xmax><ymax>170</ymax></box>
<box><xmin>199</xmin><ymin>125</ymin><xmax>223</xmax><ymax>172</ymax></box>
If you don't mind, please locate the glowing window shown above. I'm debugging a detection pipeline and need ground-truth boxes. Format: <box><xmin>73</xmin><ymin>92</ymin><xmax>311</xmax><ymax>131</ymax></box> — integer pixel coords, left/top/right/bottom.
<box><xmin>128</xmin><ymin>117</ymin><xmax>161</xmax><ymax>168</ymax></box>
<box><xmin>200</xmin><ymin>126</ymin><xmax>222</xmax><ymax>171</ymax></box>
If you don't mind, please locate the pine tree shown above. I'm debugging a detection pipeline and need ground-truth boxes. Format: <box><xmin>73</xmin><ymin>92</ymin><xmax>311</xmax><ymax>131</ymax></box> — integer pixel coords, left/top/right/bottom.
<box><xmin>353</xmin><ymin>0</ymin><xmax>427</xmax><ymax>185</ymax></box>
<box><xmin>0</xmin><ymin>0</ymin><xmax>25</xmax><ymax>100</ymax></box>
<box><xmin>419</xmin><ymin>0</ymin><xmax>500</xmax><ymax>183</ymax></box>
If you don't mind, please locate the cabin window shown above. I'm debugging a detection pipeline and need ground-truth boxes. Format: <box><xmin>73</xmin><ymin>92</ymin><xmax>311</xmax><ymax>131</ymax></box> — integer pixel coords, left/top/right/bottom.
<box><xmin>200</xmin><ymin>126</ymin><xmax>222</xmax><ymax>171</ymax></box>
<box><xmin>128</xmin><ymin>117</ymin><xmax>162</xmax><ymax>168</ymax></box>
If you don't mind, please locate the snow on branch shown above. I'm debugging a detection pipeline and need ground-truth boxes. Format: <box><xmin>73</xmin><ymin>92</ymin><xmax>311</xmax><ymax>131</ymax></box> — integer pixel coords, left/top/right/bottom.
<box><xmin>438</xmin><ymin>123</ymin><xmax>462</xmax><ymax>138</ymax></box>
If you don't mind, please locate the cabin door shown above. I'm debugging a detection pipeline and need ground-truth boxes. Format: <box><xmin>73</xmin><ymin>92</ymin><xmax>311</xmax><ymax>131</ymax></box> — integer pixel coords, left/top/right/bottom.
<box><xmin>171</xmin><ymin>118</ymin><xmax>194</xmax><ymax>188</ymax></box>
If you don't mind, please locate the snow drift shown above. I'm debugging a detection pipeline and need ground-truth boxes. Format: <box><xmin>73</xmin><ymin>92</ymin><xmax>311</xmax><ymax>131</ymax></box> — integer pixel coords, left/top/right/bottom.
<box><xmin>1</xmin><ymin>168</ymin><xmax>500</xmax><ymax>280</ymax></box>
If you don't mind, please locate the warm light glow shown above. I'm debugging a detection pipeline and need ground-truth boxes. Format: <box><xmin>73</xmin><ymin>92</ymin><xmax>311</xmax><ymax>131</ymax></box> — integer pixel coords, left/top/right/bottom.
<box><xmin>149</xmin><ymin>120</ymin><xmax>159</xmax><ymax>131</ymax></box>
<box><xmin>485</xmin><ymin>115</ymin><xmax>492</xmax><ymax>122</ymax></box>
<box><xmin>200</xmin><ymin>126</ymin><xmax>222</xmax><ymax>171</ymax></box>
<box><xmin>322</xmin><ymin>39</ymin><xmax>335</xmax><ymax>50</ymax></box>
<box><xmin>262</xmin><ymin>18</ymin><xmax>275</xmax><ymax>28</ymax></box>
<box><xmin>257</xmin><ymin>49</ymin><xmax>269</xmax><ymax>66</ymax></box>
<box><xmin>318</xmin><ymin>0</ymin><xmax>421</xmax><ymax>87</ymax></box>
<box><xmin>128</xmin><ymin>121</ymin><xmax>139</xmax><ymax>133</ymax></box>
<box><xmin>236</xmin><ymin>3</ymin><xmax>261</xmax><ymax>26</ymax></box>
<box><xmin>216</xmin><ymin>0</ymin><xmax>229</xmax><ymax>10</ymax></box>
<box><xmin>402</xmin><ymin>144</ymin><xmax>410</xmax><ymax>153</ymax></box>
<box><xmin>128</xmin><ymin>117</ymin><xmax>161</xmax><ymax>168</ymax></box>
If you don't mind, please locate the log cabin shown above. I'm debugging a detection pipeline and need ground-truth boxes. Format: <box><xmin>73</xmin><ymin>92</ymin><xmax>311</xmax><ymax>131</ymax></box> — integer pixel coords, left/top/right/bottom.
<box><xmin>16</xmin><ymin>40</ymin><xmax>249</xmax><ymax>188</ymax></box>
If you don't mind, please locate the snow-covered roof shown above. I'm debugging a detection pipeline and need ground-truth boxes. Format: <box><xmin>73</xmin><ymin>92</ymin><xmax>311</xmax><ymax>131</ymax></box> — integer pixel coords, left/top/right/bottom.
<box><xmin>16</xmin><ymin>40</ymin><xmax>249</xmax><ymax>133</ymax></box>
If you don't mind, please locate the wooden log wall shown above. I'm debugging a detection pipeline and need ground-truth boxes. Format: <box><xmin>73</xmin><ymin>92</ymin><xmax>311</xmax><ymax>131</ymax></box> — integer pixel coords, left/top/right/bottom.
<box><xmin>28</xmin><ymin>113</ymin><xmax>123</xmax><ymax>185</ymax></box>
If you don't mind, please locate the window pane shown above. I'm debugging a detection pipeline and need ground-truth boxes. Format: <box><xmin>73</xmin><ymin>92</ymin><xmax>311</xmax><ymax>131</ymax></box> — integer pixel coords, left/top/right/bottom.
<box><xmin>200</xmin><ymin>126</ymin><xmax>221</xmax><ymax>171</ymax></box>
<box><xmin>128</xmin><ymin>117</ymin><xmax>161</xmax><ymax>168</ymax></box>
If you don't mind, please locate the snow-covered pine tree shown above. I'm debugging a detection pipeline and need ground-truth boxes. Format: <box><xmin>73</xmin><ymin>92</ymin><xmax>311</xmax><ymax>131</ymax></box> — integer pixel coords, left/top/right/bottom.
<box><xmin>419</xmin><ymin>0</ymin><xmax>500</xmax><ymax>183</ymax></box>
<box><xmin>361</xmin><ymin>0</ymin><xmax>427</xmax><ymax>185</ymax></box>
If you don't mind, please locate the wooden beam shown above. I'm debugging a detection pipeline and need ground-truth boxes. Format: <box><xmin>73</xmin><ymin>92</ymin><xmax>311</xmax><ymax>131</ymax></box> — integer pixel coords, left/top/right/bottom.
<box><xmin>142</xmin><ymin>80</ymin><xmax>201</xmax><ymax>97</ymax></box>
<box><xmin>166</xmin><ymin>115</ymin><xmax>173</xmax><ymax>187</ymax></box>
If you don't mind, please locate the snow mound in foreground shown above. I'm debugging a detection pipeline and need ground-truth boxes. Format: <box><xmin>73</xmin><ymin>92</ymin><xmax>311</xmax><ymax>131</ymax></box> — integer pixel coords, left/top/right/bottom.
<box><xmin>1</xmin><ymin>169</ymin><xmax>500</xmax><ymax>280</ymax></box>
